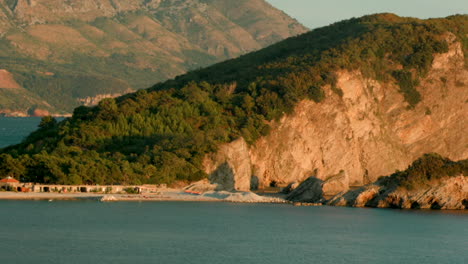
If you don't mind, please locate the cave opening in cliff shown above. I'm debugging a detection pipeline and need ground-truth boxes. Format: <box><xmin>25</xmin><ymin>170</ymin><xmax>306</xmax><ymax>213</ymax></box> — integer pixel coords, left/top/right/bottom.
<box><xmin>269</xmin><ymin>181</ymin><xmax>278</xmax><ymax>188</ymax></box>
<box><xmin>462</xmin><ymin>199</ymin><xmax>468</xmax><ymax>209</ymax></box>
<box><xmin>430</xmin><ymin>201</ymin><xmax>442</xmax><ymax>210</ymax></box>
<box><xmin>410</xmin><ymin>201</ymin><xmax>421</xmax><ymax>209</ymax></box>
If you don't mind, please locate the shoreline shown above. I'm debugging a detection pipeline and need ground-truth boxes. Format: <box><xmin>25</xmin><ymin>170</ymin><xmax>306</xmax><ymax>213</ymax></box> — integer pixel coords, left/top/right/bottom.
<box><xmin>1</xmin><ymin>192</ymin><xmax>466</xmax><ymax>211</ymax></box>
<box><xmin>0</xmin><ymin>191</ymin><xmax>289</xmax><ymax>204</ymax></box>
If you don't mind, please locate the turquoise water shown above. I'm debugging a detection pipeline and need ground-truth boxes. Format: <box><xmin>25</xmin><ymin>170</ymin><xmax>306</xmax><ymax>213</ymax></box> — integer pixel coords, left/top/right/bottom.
<box><xmin>0</xmin><ymin>201</ymin><xmax>466</xmax><ymax>264</ymax></box>
<box><xmin>0</xmin><ymin>117</ymin><xmax>43</xmax><ymax>148</ymax></box>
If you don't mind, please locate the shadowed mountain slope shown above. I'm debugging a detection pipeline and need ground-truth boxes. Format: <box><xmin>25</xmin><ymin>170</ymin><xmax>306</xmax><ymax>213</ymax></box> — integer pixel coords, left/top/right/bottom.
<box><xmin>0</xmin><ymin>0</ymin><xmax>306</xmax><ymax>115</ymax></box>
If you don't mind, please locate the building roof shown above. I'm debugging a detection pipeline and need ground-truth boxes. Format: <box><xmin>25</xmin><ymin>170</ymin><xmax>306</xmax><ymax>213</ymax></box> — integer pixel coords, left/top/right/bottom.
<box><xmin>0</xmin><ymin>176</ymin><xmax>20</xmax><ymax>183</ymax></box>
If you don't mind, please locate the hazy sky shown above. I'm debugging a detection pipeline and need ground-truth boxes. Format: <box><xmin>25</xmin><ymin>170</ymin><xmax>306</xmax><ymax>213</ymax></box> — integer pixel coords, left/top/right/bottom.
<box><xmin>266</xmin><ymin>0</ymin><xmax>468</xmax><ymax>29</ymax></box>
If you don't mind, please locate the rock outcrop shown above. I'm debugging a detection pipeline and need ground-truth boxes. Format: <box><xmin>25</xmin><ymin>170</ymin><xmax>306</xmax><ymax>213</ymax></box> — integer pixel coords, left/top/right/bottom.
<box><xmin>286</xmin><ymin>175</ymin><xmax>323</xmax><ymax>203</ymax></box>
<box><xmin>328</xmin><ymin>176</ymin><xmax>468</xmax><ymax>210</ymax></box>
<box><xmin>77</xmin><ymin>93</ymin><xmax>131</xmax><ymax>106</ymax></box>
<box><xmin>205</xmin><ymin>37</ymin><xmax>468</xmax><ymax>192</ymax></box>
<box><xmin>285</xmin><ymin>170</ymin><xmax>350</xmax><ymax>202</ymax></box>
<box><xmin>203</xmin><ymin>138</ymin><xmax>252</xmax><ymax>191</ymax></box>
<box><xmin>322</xmin><ymin>170</ymin><xmax>349</xmax><ymax>197</ymax></box>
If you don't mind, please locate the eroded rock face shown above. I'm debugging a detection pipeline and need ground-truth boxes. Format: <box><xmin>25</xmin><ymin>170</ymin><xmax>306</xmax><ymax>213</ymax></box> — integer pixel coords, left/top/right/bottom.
<box><xmin>328</xmin><ymin>176</ymin><xmax>468</xmax><ymax>210</ymax></box>
<box><xmin>286</xmin><ymin>175</ymin><xmax>323</xmax><ymax>203</ymax></box>
<box><xmin>284</xmin><ymin>170</ymin><xmax>350</xmax><ymax>202</ymax></box>
<box><xmin>203</xmin><ymin>138</ymin><xmax>252</xmax><ymax>191</ymax></box>
<box><xmin>322</xmin><ymin>170</ymin><xmax>349</xmax><ymax>197</ymax></box>
<box><xmin>77</xmin><ymin>93</ymin><xmax>131</xmax><ymax>106</ymax></box>
<box><xmin>206</xmin><ymin>38</ymin><xmax>467</xmax><ymax>191</ymax></box>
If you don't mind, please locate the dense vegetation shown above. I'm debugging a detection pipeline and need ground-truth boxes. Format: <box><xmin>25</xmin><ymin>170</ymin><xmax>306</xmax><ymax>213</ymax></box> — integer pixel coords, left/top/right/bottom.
<box><xmin>0</xmin><ymin>14</ymin><xmax>467</xmax><ymax>185</ymax></box>
<box><xmin>377</xmin><ymin>154</ymin><xmax>468</xmax><ymax>190</ymax></box>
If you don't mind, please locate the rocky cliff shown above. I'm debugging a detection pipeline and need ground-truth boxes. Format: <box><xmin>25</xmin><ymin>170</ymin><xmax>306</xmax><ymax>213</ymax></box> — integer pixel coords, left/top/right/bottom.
<box><xmin>0</xmin><ymin>0</ymin><xmax>307</xmax><ymax>114</ymax></box>
<box><xmin>327</xmin><ymin>154</ymin><xmax>468</xmax><ymax>209</ymax></box>
<box><xmin>205</xmin><ymin>34</ymin><xmax>468</xmax><ymax>192</ymax></box>
<box><xmin>327</xmin><ymin>175</ymin><xmax>467</xmax><ymax>210</ymax></box>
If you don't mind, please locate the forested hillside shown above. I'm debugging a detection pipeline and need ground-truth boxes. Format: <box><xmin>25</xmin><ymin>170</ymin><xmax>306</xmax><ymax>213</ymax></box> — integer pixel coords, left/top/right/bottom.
<box><xmin>0</xmin><ymin>14</ymin><xmax>466</xmax><ymax>185</ymax></box>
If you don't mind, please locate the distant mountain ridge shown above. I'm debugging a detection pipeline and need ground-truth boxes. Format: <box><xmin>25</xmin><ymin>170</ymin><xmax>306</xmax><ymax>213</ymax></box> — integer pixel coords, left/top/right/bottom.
<box><xmin>0</xmin><ymin>0</ymin><xmax>307</xmax><ymax>115</ymax></box>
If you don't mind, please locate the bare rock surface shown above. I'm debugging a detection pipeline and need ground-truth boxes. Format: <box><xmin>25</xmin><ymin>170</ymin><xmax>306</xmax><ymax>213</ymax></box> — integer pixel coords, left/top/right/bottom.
<box><xmin>204</xmin><ymin>138</ymin><xmax>252</xmax><ymax>191</ymax></box>
<box><xmin>328</xmin><ymin>176</ymin><xmax>468</xmax><ymax>210</ymax></box>
<box><xmin>322</xmin><ymin>170</ymin><xmax>349</xmax><ymax>197</ymax></box>
<box><xmin>286</xmin><ymin>175</ymin><xmax>324</xmax><ymax>203</ymax></box>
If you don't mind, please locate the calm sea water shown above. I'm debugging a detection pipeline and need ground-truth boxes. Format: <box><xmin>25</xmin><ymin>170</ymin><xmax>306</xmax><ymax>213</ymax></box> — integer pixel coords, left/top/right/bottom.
<box><xmin>0</xmin><ymin>201</ymin><xmax>466</xmax><ymax>264</ymax></box>
<box><xmin>0</xmin><ymin>117</ymin><xmax>43</xmax><ymax>148</ymax></box>
<box><xmin>0</xmin><ymin>119</ymin><xmax>467</xmax><ymax>263</ymax></box>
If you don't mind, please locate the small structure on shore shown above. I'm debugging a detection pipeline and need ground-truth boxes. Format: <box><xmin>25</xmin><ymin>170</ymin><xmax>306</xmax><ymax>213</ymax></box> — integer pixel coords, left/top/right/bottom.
<box><xmin>0</xmin><ymin>178</ymin><xmax>166</xmax><ymax>194</ymax></box>
<box><xmin>13</xmin><ymin>183</ymin><xmax>167</xmax><ymax>195</ymax></box>
<box><xmin>0</xmin><ymin>176</ymin><xmax>20</xmax><ymax>191</ymax></box>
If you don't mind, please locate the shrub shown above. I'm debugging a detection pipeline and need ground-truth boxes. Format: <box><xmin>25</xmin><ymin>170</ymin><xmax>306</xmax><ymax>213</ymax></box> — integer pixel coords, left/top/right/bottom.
<box><xmin>377</xmin><ymin>153</ymin><xmax>467</xmax><ymax>190</ymax></box>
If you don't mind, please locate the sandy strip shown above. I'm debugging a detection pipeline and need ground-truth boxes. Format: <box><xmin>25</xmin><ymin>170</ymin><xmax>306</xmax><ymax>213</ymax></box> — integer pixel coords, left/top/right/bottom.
<box><xmin>0</xmin><ymin>191</ymin><xmax>288</xmax><ymax>203</ymax></box>
<box><xmin>0</xmin><ymin>192</ymin><xmax>103</xmax><ymax>201</ymax></box>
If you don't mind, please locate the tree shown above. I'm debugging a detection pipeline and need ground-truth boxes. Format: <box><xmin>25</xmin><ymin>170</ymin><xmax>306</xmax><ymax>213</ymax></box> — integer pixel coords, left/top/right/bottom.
<box><xmin>39</xmin><ymin>116</ymin><xmax>57</xmax><ymax>129</ymax></box>
<box><xmin>0</xmin><ymin>154</ymin><xmax>26</xmax><ymax>179</ymax></box>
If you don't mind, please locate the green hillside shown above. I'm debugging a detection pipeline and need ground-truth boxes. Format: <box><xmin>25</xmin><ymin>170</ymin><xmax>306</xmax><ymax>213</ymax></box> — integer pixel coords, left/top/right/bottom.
<box><xmin>0</xmin><ymin>14</ymin><xmax>466</xmax><ymax>185</ymax></box>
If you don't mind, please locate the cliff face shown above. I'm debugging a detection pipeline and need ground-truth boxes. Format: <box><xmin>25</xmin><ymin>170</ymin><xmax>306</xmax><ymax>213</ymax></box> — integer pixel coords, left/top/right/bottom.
<box><xmin>0</xmin><ymin>0</ymin><xmax>307</xmax><ymax>114</ymax></box>
<box><xmin>203</xmin><ymin>138</ymin><xmax>252</xmax><ymax>191</ymax></box>
<box><xmin>205</xmin><ymin>36</ymin><xmax>468</xmax><ymax>191</ymax></box>
<box><xmin>77</xmin><ymin>93</ymin><xmax>131</xmax><ymax>107</ymax></box>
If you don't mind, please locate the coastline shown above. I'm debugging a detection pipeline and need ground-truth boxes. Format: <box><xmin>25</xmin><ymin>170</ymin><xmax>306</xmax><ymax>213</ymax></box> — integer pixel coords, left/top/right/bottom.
<box><xmin>0</xmin><ymin>190</ymin><xmax>289</xmax><ymax>204</ymax></box>
<box><xmin>1</xmin><ymin>192</ymin><xmax>466</xmax><ymax>211</ymax></box>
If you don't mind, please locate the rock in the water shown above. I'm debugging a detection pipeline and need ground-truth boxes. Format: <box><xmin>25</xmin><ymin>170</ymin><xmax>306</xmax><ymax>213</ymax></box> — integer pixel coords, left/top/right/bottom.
<box><xmin>286</xmin><ymin>177</ymin><xmax>324</xmax><ymax>202</ymax></box>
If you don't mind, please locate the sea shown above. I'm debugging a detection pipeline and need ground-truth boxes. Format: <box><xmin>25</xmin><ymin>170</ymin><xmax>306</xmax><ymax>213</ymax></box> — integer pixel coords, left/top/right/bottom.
<box><xmin>0</xmin><ymin>201</ymin><xmax>466</xmax><ymax>264</ymax></box>
<box><xmin>0</xmin><ymin>119</ymin><xmax>467</xmax><ymax>264</ymax></box>
<box><xmin>0</xmin><ymin>117</ymin><xmax>45</xmax><ymax>148</ymax></box>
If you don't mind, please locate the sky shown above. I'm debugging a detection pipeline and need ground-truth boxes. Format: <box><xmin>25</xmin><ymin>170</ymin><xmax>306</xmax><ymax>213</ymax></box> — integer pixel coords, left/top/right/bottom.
<box><xmin>266</xmin><ymin>0</ymin><xmax>468</xmax><ymax>29</ymax></box>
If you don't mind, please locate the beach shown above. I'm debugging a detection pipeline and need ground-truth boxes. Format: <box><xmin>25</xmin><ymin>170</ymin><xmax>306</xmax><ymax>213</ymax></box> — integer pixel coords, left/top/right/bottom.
<box><xmin>0</xmin><ymin>190</ymin><xmax>288</xmax><ymax>203</ymax></box>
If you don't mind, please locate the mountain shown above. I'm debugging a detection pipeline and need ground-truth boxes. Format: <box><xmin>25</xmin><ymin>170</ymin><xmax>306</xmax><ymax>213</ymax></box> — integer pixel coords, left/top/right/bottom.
<box><xmin>0</xmin><ymin>0</ymin><xmax>306</xmax><ymax>115</ymax></box>
<box><xmin>0</xmin><ymin>14</ymin><xmax>466</xmax><ymax>193</ymax></box>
